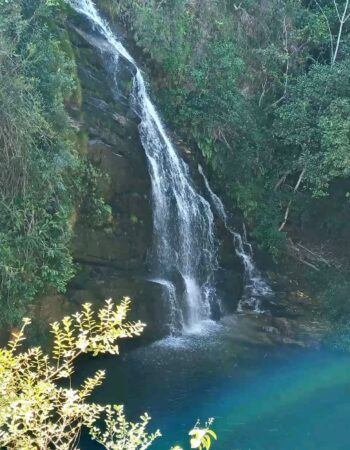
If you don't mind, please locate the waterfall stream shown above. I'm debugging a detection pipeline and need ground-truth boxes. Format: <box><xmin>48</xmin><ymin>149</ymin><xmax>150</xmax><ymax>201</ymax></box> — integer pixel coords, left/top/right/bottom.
<box><xmin>198</xmin><ymin>165</ymin><xmax>273</xmax><ymax>312</ymax></box>
<box><xmin>68</xmin><ymin>0</ymin><xmax>272</xmax><ymax>332</ymax></box>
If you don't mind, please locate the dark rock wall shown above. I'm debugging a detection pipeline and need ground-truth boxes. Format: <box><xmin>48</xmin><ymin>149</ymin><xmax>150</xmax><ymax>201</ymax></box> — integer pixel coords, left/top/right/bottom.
<box><xmin>70</xmin><ymin>25</ymin><xmax>152</xmax><ymax>270</ymax></box>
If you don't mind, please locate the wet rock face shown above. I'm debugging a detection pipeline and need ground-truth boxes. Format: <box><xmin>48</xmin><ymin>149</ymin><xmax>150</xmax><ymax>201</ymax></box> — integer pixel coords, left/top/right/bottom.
<box><xmin>70</xmin><ymin>23</ymin><xmax>152</xmax><ymax>271</ymax></box>
<box><xmin>39</xmin><ymin>17</ymin><xmax>166</xmax><ymax>339</ymax></box>
<box><xmin>216</xmin><ymin>227</ymin><xmax>245</xmax><ymax>312</ymax></box>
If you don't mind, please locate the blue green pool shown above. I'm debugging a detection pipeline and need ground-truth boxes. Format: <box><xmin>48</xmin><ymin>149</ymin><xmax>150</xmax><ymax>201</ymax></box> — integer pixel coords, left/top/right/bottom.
<box><xmin>80</xmin><ymin>315</ymin><xmax>350</xmax><ymax>450</ymax></box>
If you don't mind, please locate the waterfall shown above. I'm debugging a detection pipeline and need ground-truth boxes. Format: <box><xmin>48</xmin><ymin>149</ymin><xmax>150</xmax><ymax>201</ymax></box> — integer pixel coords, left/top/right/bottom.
<box><xmin>68</xmin><ymin>0</ymin><xmax>273</xmax><ymax>331</ymax></box>
<box><xmin>198</xmin><ymin>165</ymin><xmax>273</xmax><ymax>313</ymax></box>
<box><xmin>68</xmin><ymin>0</ymin><xmax>219</xmax><ymax>333</ymax></box>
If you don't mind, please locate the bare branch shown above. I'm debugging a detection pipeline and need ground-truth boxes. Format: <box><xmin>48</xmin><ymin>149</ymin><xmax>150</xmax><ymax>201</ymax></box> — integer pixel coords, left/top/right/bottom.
<box><xmin>282</xmin><ymin>16</ymin><xmax>290</xmax><ymax>96</ymax></box>
<box><xmin>293</xmin><ymin>168</ymin><xmax>306</xmax><ymax>193</ymax></box>
<box><xmin>333</xmin><ymin>0</ymin><xmax>341</xmax><ymax>20</ymax></box>
<box><xmin>333</xmin><ymin>0</ymin><xmax>350</xmax><ymax>64</ymax></box>
<box><xmin>258</xmin><ymin>78</ymin><xmax>268</xmax><ymax>107</ymax></box>
<box><xmin>271</xmin><ymin>95</ymin><xmax>286</xmax><ymax>107</ymax></box>
<box><xmin>278</xmin><ymin>168</ymin><xmax>305</xmax><ymax>232</ymax></box>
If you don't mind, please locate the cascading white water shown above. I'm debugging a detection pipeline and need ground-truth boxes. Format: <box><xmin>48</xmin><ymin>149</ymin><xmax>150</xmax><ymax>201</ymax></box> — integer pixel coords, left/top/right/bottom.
<box><xmin>68</xmin><ymin>0</ymin><xmax>220</xmax><ymax>332</ymax></box>
<box><xmin>198</xmin><ymin>165</ymin><xmax>273</xmax><ymax>313</ymax></box>
<box><xmin>132</xmin><ymin>72</ymin><xmax>220</xmax><ymax>332</ymax></box>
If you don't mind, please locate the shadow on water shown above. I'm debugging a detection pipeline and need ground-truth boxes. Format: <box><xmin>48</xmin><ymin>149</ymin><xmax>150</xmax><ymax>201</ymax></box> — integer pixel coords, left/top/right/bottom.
<box><xmin>77</xmin><ymin>314</ymin><xmax>350</xmax><ymax>450</ymax></box>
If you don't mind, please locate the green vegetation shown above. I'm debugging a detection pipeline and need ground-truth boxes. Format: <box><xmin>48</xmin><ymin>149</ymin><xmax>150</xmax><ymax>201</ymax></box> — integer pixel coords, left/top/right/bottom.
<box><xmin>0</xmin><ymin>299</ymin><xmax>217</xmax><ymax>450</ymax></box>
<box><xmin>103</xmin><ymin>0</ymin><xmax>350</xmax><ymax>334</ymax></box>
<box><xmin>109</xmin><ymin>0</ymin><xmax>350</xmax><ymax>255</ymax></box>
<box><xmin>2</xmin><ymin>0</ymin><xmax>350</xmax><ymax>336</ymax></box>
<box><xmin>0</xmin><ymin>0</ymin><xmax>109</xmax><ymax>326</ymax></box>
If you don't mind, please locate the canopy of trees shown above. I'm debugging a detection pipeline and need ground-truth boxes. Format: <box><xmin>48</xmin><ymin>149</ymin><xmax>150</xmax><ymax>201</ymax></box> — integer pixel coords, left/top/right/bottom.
<box><xmin>107</xmin><ymin>0</ymin><xmax>350</xmax><ymax>257</ymax></box>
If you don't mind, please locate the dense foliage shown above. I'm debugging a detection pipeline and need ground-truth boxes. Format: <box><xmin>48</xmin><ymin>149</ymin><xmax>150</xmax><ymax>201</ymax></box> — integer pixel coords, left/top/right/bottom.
<box><xmin>0</xmin><ymin>0</ymin><xmax>109</xmax><ymax>326</ymax></box>
<box><xmin>106</xmin><ymin>0</ymin><xmax>350</xmax><ymax>257</ymax></box>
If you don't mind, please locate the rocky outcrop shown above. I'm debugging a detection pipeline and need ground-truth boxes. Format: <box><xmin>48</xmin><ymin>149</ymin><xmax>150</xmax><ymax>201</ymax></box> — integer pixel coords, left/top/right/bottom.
<box><xmin>70</xmin><ymin>23</ymin><xmax>152</xmax><ymax>271</ymax></box>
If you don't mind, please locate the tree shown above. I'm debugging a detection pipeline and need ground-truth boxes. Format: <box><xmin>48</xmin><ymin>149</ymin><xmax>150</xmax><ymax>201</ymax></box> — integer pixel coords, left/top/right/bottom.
<box><xmin>275</xmin><ymin>59</ymin><xmax>350</xmax><ymax>198</ymax></box>
<box><xmin>315</xmin><ymin>0</ymin><xmax>350</xmax><ymax>64</ymax></box>
<box><xmin>333</xmin><ymin>0</ymin><xmax>350</xmax><ymax>63</ymax></box>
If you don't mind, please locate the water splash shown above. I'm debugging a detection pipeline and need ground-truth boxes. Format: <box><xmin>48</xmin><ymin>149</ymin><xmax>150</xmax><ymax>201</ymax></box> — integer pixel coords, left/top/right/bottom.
<box><xmin>198</xmin><ymin>165</ymin><xmax>273</xmax><ymax>313</ymax></box>
<box><xmin>68</xmin><ymin>0</ymin><xmax>220</xmax><ymax>332</ymax></box>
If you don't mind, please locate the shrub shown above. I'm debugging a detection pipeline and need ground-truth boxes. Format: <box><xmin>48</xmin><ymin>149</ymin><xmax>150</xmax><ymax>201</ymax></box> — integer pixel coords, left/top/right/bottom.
<box><xmin>0</xmin><ymin>299</ymin><xmax>217</xmax><ymax>450</ymax></box>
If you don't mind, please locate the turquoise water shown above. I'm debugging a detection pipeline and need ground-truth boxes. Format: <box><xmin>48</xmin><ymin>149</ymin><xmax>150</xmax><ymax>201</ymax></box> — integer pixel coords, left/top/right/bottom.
<box><xmin>80</xmin><ymin>315</ymin><xmax>350</xmax><ymax>450</ymax></box>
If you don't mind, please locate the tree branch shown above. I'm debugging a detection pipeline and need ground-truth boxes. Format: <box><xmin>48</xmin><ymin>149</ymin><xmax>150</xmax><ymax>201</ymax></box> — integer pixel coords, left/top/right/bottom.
<box><xmin>282</xmin><ymin>16</ymin><xmax>290</xmax><ymax>96</ymax></box>
<box><xmin>333</xmin><ymin>0</ymin><xmax>341</xmax><ymax>21</ymax></box>
<box><xmin>278</xmin><ymin>168</ymin><xmax>305</xmax><ymax>232</ymax></box>
<box><xmin>333</xmin><ymin>0</ymin><xmax>349</xmax><ymax>64</ymax></box>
